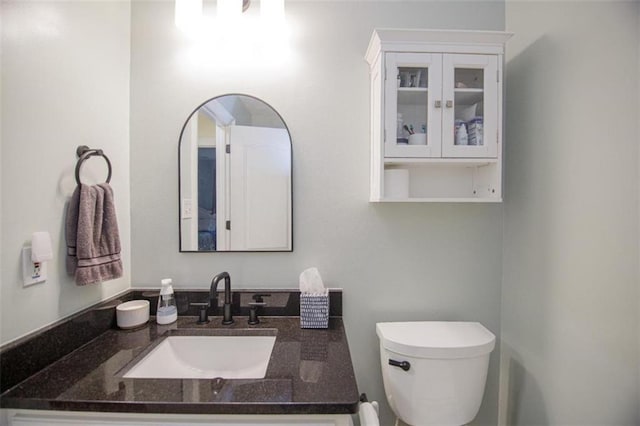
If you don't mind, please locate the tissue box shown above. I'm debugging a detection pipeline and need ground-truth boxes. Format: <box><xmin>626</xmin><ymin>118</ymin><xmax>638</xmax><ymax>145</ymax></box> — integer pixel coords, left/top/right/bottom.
<box><xmin>300</xmin><ymin>293</ymin><xmax>329</xmax><ymax>329</ymax></box>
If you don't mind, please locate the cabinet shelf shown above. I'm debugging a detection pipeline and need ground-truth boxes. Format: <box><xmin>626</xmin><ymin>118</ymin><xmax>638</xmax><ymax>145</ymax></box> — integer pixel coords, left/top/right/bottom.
<box><xmin>397</xmin><ymin>88</ymin><xmax>483</xmax><ymax>107</ymax></box>
<box><xmin>454</xmin><ymin>88</ymin><xmax>483</xmax><ymax>92</ymax></box>
<box><xmin>384</xmin><ymin>158</ymin><xmax>497</xmax><ymax>167</ymax></box>
<box><xmin>375</xmin><ymin>197</ymin><xmax>502</xmax><ymax>203</ymax></box>
<box><xmin>454</xmin><ymin>89</ymin><xmax>484</xmax><ymax>106</ymax></box>
<box><xmin>398</xmin><ymin>87</ymin><xmax>429</xmax><ymax>106</ymax></box>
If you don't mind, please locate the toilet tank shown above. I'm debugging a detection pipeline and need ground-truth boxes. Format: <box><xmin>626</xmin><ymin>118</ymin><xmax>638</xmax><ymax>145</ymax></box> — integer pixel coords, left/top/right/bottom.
<box><xmin>376</xmin><ymin>322</ymin><xmax>495</xmax><ymax>426</ymax></box>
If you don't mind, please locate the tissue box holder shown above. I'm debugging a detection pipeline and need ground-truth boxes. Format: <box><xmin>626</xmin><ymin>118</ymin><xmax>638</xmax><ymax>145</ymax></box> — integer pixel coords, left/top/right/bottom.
<box><xmin>300</xmin><ymin>293</ymin><xmax>329</xmax><ymax>329</ymax></box>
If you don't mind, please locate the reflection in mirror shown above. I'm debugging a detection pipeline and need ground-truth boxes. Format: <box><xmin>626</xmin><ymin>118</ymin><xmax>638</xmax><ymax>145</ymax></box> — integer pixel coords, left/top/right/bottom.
<box><xmin>179</xmin><ymin>94</ymin><xmax>292</xmax><ymax>252</ymax></box>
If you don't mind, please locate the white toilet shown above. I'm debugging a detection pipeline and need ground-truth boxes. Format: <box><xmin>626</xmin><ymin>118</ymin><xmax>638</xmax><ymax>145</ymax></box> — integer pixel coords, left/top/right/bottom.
<box><xmin>376</xmin><ymin>321</ymin><xmax>495</xmax><ymax>426</ymax></box>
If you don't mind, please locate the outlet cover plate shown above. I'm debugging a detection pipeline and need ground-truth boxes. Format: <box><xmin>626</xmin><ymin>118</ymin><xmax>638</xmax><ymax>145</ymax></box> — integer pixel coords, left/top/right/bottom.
<box><xmin>22</xmin><ymin>247</ymin><xmax>47</xmax><ymax>287</ymax></box>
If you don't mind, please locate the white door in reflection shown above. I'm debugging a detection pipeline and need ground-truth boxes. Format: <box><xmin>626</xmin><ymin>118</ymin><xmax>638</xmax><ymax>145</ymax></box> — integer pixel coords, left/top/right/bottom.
<box><xmin>224</xmin><ymin>125</ymin><xmax>291</xmax><ymax>251</ymax></box>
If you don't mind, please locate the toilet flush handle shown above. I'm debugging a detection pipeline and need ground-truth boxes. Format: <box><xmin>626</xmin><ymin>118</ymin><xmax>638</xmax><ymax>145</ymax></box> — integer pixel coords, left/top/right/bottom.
<box><xmin>388</xmin><ymin>359</ymin><xmax>411</xmax><ymax>371</ymax></box>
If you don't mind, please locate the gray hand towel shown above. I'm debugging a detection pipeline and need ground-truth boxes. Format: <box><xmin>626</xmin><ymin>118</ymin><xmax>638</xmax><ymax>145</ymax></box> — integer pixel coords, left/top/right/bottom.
<box><xmin>66</xmin><ymin>183</ymin><xmax>123</xmax><ymax>285</ymax></box>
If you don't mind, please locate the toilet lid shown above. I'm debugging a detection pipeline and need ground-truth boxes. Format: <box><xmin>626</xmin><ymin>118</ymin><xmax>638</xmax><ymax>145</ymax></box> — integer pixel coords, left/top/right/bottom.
<box><xmin>376</xmin><ymin>321</ymin><xmax>496</xmax><ymax>359</ymax></box>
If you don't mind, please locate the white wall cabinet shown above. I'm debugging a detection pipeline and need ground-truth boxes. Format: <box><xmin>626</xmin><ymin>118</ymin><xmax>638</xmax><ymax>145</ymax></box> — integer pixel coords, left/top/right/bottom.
<box><xmin>366</xmin><ymin>29</ymin><xmax>512</xmax><ymax>202</ymax></box>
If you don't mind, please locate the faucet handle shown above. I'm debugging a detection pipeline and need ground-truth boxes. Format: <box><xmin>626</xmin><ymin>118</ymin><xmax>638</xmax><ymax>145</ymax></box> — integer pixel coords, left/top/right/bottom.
<box><xmin>248</xmin><ymin>294</ymin><xmax>271</xmax><ymax>325</ymax></box>
<box><xmin>251</xmin><ymin>293</ymin><xmax>271</xmax><ymax>304</ymax></box>
<box><xmin>190</xmin><ymin>302</ymin><xmax>210</xmax><ymax>325</ymax></box>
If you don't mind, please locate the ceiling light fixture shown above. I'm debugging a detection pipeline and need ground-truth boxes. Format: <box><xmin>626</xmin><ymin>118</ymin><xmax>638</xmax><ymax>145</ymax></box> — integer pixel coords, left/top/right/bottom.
<box><xmin>174</xmin><ymin>0</ymin><xmax>203</xmax><ymax>33</ymax></box>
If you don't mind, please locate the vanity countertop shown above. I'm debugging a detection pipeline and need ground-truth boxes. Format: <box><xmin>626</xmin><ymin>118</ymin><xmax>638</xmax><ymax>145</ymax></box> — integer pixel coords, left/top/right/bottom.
<box><xmin>0</xmin><ymin>316</ymin><xmax>359</xmax><ymax>415</ymax></box>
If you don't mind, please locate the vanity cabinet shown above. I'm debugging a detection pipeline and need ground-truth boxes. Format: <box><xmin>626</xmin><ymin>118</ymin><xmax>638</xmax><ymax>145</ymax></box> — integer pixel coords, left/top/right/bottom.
<box><xmin>366</xmin><ymin>29</ymin><xmax>512</xmax><ymax>202</ymax></box>
<box><xmin>5</xmin><ymin>410</ymin><xmax>353</xmax><ymax>426</ymax></box>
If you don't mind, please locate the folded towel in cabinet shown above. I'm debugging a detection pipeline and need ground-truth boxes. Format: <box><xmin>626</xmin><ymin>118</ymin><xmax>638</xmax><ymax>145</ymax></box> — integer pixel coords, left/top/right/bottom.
<box><xmin>66</xmin><ymin>183</ymin><xmax>123</xmax><ymax>285</ymax></box>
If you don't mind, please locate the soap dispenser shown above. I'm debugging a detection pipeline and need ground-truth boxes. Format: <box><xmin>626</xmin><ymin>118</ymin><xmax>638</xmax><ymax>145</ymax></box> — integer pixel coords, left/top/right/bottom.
<box><xmin>157</xmin><ymin>278</ymin><xmax>178</xmax><ymax>325</ymax></box>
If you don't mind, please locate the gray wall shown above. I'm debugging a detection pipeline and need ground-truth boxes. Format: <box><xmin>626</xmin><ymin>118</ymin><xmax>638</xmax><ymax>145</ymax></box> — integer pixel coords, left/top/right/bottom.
<box><xmin>502</xmin><ymin>1</ymin><xmax>640</xmax><ymax>424</ymax></box>
<box><xmin>129</xmin><ymin>2</ymin><xmax>504</xmax><ymax>424</ymax></box>
<box><xmin>0</xmin><ymin>1</ymin><xmax>132</xmax><ymax>345</ymax></box>
<box><xmin>5</xmin><ymin>1</ymin><xmax>638</xmax><ymax>425</ymax></box>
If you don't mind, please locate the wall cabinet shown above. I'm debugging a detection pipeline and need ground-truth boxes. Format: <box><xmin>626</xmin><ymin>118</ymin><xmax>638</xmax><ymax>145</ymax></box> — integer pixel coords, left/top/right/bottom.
<box><xmin>366</xmin><ymin>29</ymin><xmax>512</xmax><ymax>202</ymax></box>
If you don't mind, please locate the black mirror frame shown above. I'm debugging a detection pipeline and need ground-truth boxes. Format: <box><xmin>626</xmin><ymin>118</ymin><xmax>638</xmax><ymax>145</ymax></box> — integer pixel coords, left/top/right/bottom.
<box><xmin>177</xmin><ymin>93</ymin><xmax>293</xmax><ymax>253</ymax></box>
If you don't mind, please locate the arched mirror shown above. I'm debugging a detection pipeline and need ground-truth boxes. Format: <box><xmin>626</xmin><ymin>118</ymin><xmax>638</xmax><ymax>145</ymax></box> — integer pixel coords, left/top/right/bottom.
<box><xmin>179</xmin><ymin>94</ymin><xmax>292</xmax><ymax>252</ymax></box>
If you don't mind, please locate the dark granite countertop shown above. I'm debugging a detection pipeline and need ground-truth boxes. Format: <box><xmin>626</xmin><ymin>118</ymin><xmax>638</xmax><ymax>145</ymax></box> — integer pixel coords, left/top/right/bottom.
<box><xmin>0</xmin><ymin>292</ymin><xmax>359</xmax><ymax>415</ymax></box>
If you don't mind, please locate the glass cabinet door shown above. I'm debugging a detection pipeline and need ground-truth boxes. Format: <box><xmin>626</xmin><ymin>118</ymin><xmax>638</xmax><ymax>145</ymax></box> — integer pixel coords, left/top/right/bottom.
<box><xmin>384</xmin><ymin>52</ymin><xmax>442</xmax><ymax>158</ymax></box>
<box><xmin>441</xmin><ymin>54</ymin><xmax>499</xmax><ymax>158</ymax></box>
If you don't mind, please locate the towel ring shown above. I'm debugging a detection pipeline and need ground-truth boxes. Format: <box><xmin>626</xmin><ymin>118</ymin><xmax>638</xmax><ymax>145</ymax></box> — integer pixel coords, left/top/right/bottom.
<box><xmin>75</xmin><ymin>145</ymin><xmax>112</xmax><ymax>186</ymax></box>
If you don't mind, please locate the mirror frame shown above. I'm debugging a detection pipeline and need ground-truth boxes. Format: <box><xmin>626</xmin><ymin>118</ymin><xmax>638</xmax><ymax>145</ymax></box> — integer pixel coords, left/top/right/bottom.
<box><xmin>177</xmin><ymin>93</ymin><xmax>293</xmax><ymax>253</ymax></box>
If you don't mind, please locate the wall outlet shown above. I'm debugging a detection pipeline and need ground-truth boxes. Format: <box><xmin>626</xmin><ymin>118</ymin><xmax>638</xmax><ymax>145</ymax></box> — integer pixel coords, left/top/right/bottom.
<box><xmin>22</xmin><ymin>247</ymin><xmax>47</xmax><ymax>287</ymax></box>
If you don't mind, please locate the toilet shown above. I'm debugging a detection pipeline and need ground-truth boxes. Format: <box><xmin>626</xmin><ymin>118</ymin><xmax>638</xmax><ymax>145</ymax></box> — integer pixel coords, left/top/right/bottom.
<box><xmin>376</xmin><ymin>321</ymin><xmax>495</xmax><ymax>426</ymax></box>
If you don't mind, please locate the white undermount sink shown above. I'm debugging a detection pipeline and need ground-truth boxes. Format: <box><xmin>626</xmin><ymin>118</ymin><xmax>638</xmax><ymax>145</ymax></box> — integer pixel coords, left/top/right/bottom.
<box><xmin>123</xmin><ymin>335</ymin><xmax>276</xmax><ymax>379</ymax></box>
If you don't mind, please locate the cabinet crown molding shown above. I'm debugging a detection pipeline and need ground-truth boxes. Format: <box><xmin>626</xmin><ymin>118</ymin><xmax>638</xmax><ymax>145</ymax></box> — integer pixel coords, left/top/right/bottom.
<box><xmin>366</xmin><ymin>29</ymin><xmax>513</xmax><ymax>68</ymax></box>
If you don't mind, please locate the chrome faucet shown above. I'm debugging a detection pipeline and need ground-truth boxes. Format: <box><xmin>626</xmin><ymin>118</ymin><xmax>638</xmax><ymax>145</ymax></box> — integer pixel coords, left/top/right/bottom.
<box><xmin>211</xmin><ymin>271</ymin><xmax>234</xmax><ymax>325</ymax></box>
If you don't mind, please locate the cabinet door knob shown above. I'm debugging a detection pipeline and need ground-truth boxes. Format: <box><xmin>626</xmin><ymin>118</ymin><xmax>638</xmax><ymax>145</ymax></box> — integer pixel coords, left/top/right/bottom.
<box><xmin>446</xmin><ymin>100</ymin><xmax>454</xmax><ymax>108</ymax></box>
<box><xmin>434</xmin><ymin>100</ymin><xmax>442</xmax><ymax>108</ymax></box>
